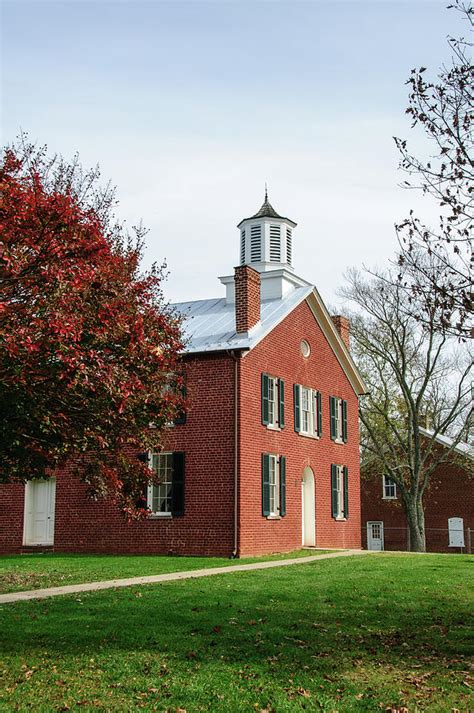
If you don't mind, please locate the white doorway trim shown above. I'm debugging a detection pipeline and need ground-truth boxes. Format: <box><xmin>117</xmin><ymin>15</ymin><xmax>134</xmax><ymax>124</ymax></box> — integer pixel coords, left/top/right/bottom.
<box><xmin>23</xmin><ymin>479</ymin><xmax>56</xmax><ymax>546</ymax></box>
<box><xmin>367</xmin><ymin>521</ymin><xmax>384</xmax><ymax>551</ymax></box>
<box><xmin>302</xmin><ymin>466</ymin><xmax>316</xmax><ymax>547</ymax></box>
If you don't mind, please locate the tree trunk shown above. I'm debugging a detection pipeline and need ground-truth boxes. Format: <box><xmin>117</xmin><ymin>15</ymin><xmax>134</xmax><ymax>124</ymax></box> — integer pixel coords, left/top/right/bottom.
<box><xmin>405</xmin><ymin>498</ymin><xmax>426</xmax><ymax>552</ymax></box>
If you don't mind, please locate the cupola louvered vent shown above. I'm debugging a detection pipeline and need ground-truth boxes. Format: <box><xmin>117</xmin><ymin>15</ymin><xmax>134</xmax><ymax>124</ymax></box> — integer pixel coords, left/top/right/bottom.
<box><xmin>240</xmin><ymin>229</ymin><xmax>246</xmax><ymax>264</ymax></box>
<box><xmin>269</xmin><ymin>225</ymin><xmax>281</xmax><ymax>262</ymax></box>
<box><xmin>250</xmin><ymin>225</ymin><xmax>262</xmax><ymax>262</ymax></box>
<box><xmin>286</xmin><ymin>227</ymin><xmax>292</xmax><ymax>265</ymax></box>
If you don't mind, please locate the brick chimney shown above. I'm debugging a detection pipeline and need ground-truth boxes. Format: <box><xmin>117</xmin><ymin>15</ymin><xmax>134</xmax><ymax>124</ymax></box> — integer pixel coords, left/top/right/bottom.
<box><xmin>234</xmin><ymin>265</ymin><xmax>261</xmax><ymax>333</ymax></box>
<box><xmin>331</xmin><ymin>315</ymin><xmax>350</xmax><ymax>350</ymax></box>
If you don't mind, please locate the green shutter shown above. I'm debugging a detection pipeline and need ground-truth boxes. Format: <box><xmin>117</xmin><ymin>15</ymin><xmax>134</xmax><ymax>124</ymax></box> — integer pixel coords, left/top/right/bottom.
<box><xmin>262</xmin><ymin>453</ymin><xmax>270</xmax><ymax>516</ymax></box>
<box><xmin>343</xmin><ymin>466</ymin><xmax>349</xmax><ymax>518</ymax></box>
<box><xmin>331</xmin><ymin>464</ymin><xmax>338</xmax><ymax>518</ymax></box>
<box><xmin>279</xmin><ymin>456</ymin><xmax>286</xmax><ymax>517</ymax></box>
<box><xmin>294</xmin><ymin>384</ymin><xmax>301</xmax><ymax>432</ymax></box>
<box><xmin>317</xmin><ymin>391</ymin><xmax>322</xmax><ymax>436</ymax></box>
<box><xmin>171</xmin><ymin>452</ymin><xmax>185</xmax><ymax>516</ymax></box>
<box><xmin>278</xmin><ymin>379</ymin><xmax>285</xmax><ymax>429</ymax></box>
<box><xmin>330</xmin><ymin>396</ymin><xmax>337</xmax><ymax>440</ymax></box>
<box><xmin>261</xmin><ymin>373</ymin><xmax>269</xmax><ymax>426</ymax></box>
<box><xmin>342</xmin><ymin>400</ymin><xmax>348</xmax><ymax>442</ymax></box>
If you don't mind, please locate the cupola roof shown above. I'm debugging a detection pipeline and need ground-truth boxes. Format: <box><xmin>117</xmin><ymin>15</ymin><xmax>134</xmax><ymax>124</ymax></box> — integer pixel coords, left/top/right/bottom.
<box><xmin>237</xmin><ymin>189</ymin><xmax>297</xmax><ymax>228</ymax></box>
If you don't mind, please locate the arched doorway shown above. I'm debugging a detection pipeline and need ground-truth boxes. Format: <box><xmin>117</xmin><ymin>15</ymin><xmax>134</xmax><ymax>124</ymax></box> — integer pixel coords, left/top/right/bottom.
<box><xmin>302</xmin><ymin>467</ymin><xmax>316</xmax><ymax>547</ymax></box>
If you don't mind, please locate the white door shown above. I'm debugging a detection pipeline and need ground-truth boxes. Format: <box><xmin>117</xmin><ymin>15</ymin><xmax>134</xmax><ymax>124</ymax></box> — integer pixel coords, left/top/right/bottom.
<box><xmin>23</xmin><ymin>479</ymin><xmax>56</xmax><ymax>546</ymax></box>
<box><xmin>448</xmin><ymin>517</ymin><xmax>464</xmax><ymax>547</ymax></box>
<box><xmin>302</xmin><ymin>467</ymin><xmax>316</xmax><ymax>547</ymax></box>
<box><xmin>367</xmin><ymin>521</ymin><xmax>384</xmax><ymax>551</ymax></box>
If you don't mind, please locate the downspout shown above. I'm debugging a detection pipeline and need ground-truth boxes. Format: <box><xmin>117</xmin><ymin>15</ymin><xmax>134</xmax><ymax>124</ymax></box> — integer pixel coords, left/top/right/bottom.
<box><xmin>228</xmin><ymin>349</ymin><xmax>239</xmax><ymax>558</ymax></box>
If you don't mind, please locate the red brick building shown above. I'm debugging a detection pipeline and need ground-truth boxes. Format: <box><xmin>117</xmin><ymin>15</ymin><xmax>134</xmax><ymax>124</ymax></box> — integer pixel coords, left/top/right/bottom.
<box><xmin>0</xmin><ymin>195</ymin><xmax>366</xmax><ymax>557</ymax></box>
<box><xmin>361</xmin><ymin>430</ymin><xmax>473</xmax><ymax>553</ymax></box>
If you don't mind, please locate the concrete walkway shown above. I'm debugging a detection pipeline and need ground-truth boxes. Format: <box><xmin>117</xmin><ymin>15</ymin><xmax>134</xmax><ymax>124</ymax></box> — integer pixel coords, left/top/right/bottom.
<box><xmin>0</xmin><ymin>549</ymin><xmax>374</xmax><ymax>605</ymax></box>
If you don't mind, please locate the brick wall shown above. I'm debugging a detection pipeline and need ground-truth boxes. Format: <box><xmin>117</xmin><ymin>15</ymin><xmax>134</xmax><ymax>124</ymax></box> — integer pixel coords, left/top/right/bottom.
<box><xmin>238</xmin><ymin>299</ymin><xmax>361</xmax><ymax>556</ymax></box>
<box><xmin>0</xmin><ymin>482</ymin><xmax>25</xmax><ymax>553</ymax></box>
<box><xmin>361</xmin><ymin>457</ymin><xmax>474</xmax><ymax>553</ymax></box>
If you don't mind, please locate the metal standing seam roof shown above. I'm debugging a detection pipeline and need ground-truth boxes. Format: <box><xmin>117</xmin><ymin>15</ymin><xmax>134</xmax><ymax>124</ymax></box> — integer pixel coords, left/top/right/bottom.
<box><xmin>419</xmin><ymin>427</ymin><xmax>474</xmax><ymax>460</ymax></box>
<box><xmin>171</xmin><ymin>286</ymin><xmax>312</xmax><ymax>355</ymax></box>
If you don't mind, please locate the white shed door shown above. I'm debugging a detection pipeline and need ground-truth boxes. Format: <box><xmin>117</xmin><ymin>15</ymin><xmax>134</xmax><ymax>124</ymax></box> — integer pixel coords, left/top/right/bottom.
<box><xmin>24</xmin><ymin>479</ymin><xmax>56</xmax><ymax>546</ymax></box>
<box><xmin>448</xmin><ymin>517</ymin><xmax>464</xmax><ymax>547</ymax></box>
<box><xmin>367</xmin><ymin>521</ymin><xmax>384</xmax><ymax>551</ymax></box>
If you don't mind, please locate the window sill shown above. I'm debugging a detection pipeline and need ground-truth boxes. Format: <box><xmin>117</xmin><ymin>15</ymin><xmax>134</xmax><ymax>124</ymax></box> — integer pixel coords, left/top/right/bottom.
<box><xmin>335</xmin><ymin>517</ymin><xmax>347</xmax><ymax>522</ymax></box>
<box><xmin>266</xmin><ymin>514</ymin><xmax>282</xmax><ymax>520</ymax></box>
<box><xmin>149</xmin><ymin>513</ymin><xmax>173</xmax><ymax>519</ymax></box>
<box><xmin>382</xmin><ymin>496</ymin><xmax>398</xmax><ymax>500</ymax></box>
<box><xmin>298</xmin><ymin>432</ymin><xmax>320</xmax><ymax>440</ymax></box>
<box><xmin>266</xmin><ymin>424</ymin><xmax>281</xmax><ymax>432</ymax></box>
<box><xmin>333</xmin><ymin>438</ymin><xmax>346</xmax><ymax>445</ymax></box>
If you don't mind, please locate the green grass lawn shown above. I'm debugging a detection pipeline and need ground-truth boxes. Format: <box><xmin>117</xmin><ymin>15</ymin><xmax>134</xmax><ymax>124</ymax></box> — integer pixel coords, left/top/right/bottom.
<box><xmin>0</xmin><ymin>554</ymin><xmax>472</xmax><ymax>712</ymax></box>
<box><xmin>0</xmin><ymin>548</ymin><xmax>331</xmax><ymax>594</ymax></box>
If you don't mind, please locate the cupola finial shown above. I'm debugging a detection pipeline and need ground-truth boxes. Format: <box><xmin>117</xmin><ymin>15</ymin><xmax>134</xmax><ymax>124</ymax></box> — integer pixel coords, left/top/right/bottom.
<box><xmin>265</xmin><ymin>182</ymin><xmax>268</xmax><ymax>202</ymax></box>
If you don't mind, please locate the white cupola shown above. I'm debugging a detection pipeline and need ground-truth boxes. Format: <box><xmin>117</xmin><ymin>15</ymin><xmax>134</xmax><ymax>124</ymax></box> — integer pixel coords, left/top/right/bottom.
<box><xmin>219</xmin><ymin>190</ymin><xmax>311</xmax><ymax>304</ymax></box>
<box><xmin>237</xmin><ymin>189</ymin><xmax>297</xmax><ymax>272</ymax></box>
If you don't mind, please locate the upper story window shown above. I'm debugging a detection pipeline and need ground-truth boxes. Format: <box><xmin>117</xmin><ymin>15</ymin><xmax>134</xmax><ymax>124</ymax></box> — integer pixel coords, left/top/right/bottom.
<box><xmin>147</xmin><ymin>451</ymin><xmax>185</xmax><ymax>517</ymax></box>
<box><xmin>250</xmin><ymin>225</ymin><xmax>262</xmax><ymax>262</ymax></box>
<box><xmin>331</xmin><ymin>464</ymin><xmax>349</xmax><ymax>520</ymax></box>
<box><xmin>330</xmin><ymin>396</ymin><xmax>348</xmax><ymax>443</ymax></box>
<box><xmin>261</xmin><ymin>373</ymin><xmax>285</xmax><ymax>429</ymax></box>
<box><xmin>262</xmin><ymin>453</ymin><xmax>286</xmax><ymax>518</ymax></box>
<box><xmin>300</xmin><ymin>339</ymin><xmax>311</xmax><ymax>358</ymax></box>
<box><xmin>382</xmin><ymin>475</ymin><xmax>397</xmax><ymax>499</ymax></box>
<box><xmin>294</xmin><ymin>384</ymin><xmax>322</xmax><ymax>437</ymax></box>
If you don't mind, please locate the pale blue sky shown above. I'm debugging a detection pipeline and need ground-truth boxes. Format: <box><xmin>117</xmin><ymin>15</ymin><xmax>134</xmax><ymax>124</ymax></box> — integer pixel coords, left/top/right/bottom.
<box><xmin>1</xmin><ymin>0</ymin><xmax>461</xmax><ymax>304</ymax></box>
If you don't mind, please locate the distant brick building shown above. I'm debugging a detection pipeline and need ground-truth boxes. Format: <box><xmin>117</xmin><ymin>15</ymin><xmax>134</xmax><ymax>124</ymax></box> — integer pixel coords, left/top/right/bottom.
<box><xmin>0</xmin><ymin>194</ymin><xmax>366</xmax><ymax>557</ymax></box>
<box><xmin>361</xmin><ymin>430</ymin><xmax>473</xmax><ymax>553</ymax></box>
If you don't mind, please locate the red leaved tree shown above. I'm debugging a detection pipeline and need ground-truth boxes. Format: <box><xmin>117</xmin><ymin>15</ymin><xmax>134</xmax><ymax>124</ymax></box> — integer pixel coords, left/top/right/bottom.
<box><xmin>0</xmin><ymin>141</ymin><xmax>184</xmax><ymax>517</ymax></box>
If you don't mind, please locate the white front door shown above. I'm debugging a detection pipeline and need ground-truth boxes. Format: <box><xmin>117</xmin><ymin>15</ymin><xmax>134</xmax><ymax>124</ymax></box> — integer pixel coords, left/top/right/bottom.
<box><xmin>302</xmin><ymin>467</ymin><xmax>316</xmax><ymax>547</ymax></box>
<box><xmin>367</xmin><ymin>521</ymin><xmax>384</xmax><ymax>551</ymax></box>
<box><xmin>23</xmin><ymin>479</ymin><xmax>56</xmax><ymax>546</ymax></box>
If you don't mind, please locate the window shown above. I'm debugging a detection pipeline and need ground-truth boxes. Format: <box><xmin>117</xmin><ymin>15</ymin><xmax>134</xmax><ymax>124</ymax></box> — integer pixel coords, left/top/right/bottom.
<box><xmin>147</xmin><ymin>451</ymin><xmax>185</xmax><ymax>517</ymax></box>
<box><xmin>331</xmin><ymin>464</ymin><xmax>348</xmax><ymax>520</ymax></box>
<box><xmin>300</xmin><ymin>339</ymin><xmax>311</xmax><ymax>358</ymax></box>
<box><xmin>294</xmin><ymin>384</ymin><xmax>322</xmax><ymax>437</ymax></box>
<box><xmin>262</xmin><ymin>373</ymin><xmax>285</xmax><ymax>429</ymax></box>
<box><xmin>262</xmin><ymin>453</ymin><xmax>286</xmax><ymax>518</ymax></box>
<box><xmin>383</xmin><ymin>475</ymin><xmax>397</xmax><ymax>499</ymax></box>
<box><xmin>330</xmin><ymin>396</ymin><xmax>348</xmax><ymax>443</ymax></box>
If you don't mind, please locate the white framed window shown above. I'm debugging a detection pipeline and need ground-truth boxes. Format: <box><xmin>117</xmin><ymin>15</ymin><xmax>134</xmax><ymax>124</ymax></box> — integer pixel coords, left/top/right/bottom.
<box><xmin>262</xmin><ymin>453</ymin><xmax>287</xmax><ymax>518</ymax></box>
<box><xmin>382</xmin><ymin>475</ymin><xmax>397</xmax><ymax>499</ymax></box>
<box><xmin>330</xmin><ymin>396</ymin><xmax>348</xmax><ymax>443</ymax></box>
<box><xmin>294</xmin><ymin>384</ymin><xmax>321</xmax><ymax>437</ymax></box>
<box><xmin>147</xmin><ymin>452</ymin><xmax>173</xmax><ymax>516</ymax></box>
<box><xmin>335</xmin><ymin>466</ymin><xmax>344</xmax><ymax>519</ymax></box>
<box><xmin>268</xmin><ymin>454</ymin><xmax>279</xmax><ymax>516</ymax></box>
<box><xmin>331</xmin><ymin>464</ymin><xmax>348</xmax><ymax>520</ymax></box>
<box><xmin>268</xmin><ymin>376</ymin><xmax>277</xmax><ymax>427</ymax></box>
<box><xmin>262</xmin><ymin>373</ymin><xmax>285</xmax><ymax>429</ymax></box>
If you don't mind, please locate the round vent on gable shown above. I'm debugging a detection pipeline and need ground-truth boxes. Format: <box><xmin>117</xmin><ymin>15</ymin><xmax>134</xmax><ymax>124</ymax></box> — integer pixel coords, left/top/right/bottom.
<box><xmin>300</xmin><ymin>339</ymin><xmax>311</xmax><ymax>358</ymax></box>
